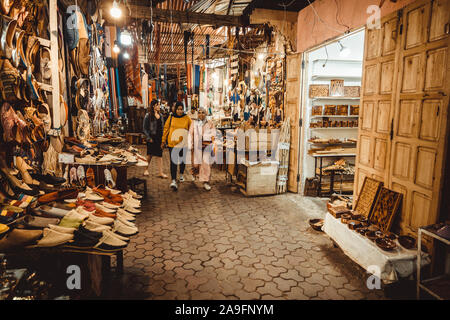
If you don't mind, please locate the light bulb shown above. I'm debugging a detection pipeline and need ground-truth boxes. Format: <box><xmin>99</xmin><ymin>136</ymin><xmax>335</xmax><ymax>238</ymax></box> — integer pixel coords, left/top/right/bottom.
<box><xmin>110</xmin><ymin>0</ymin><xmax>122</xmax><ymax>18</ymax></box>
<box><xmin>123</xmin><ymin>52</ymin><xmax>130</xmax><ymax>59</ymax></box>
<box><xmin>120</xmin><ymin>30</ymin><xmax>132</xmax><ymax>46</ymax></box>
<box><xmin>258</xmin><ymin>53</ymin><xmax>264</xmax><ymax>60</ymax></box>
<box><xmin>113</xmin><ymin>41</ymin><xmax>120</xmax><ymax>53</ymax></box>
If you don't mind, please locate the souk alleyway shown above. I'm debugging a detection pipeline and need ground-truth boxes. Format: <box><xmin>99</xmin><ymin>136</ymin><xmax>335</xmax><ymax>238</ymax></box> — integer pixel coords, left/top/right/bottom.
<box><xmin>109</xmin><ymin>150</ymin><xmax>386</xmax><ymax>300</ymax></box>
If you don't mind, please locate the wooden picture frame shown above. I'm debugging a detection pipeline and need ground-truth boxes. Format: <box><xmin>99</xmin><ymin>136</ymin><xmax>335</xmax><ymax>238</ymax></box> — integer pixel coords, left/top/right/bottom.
<box><xmin>368</xmin><ymin>187</ymin><xmax>403</xmax><ymax>233</ymax></box>
<box><xmin>353</xmin><ymin>177</ymin><xmax>383</xmax><ymax>219</ymax></box>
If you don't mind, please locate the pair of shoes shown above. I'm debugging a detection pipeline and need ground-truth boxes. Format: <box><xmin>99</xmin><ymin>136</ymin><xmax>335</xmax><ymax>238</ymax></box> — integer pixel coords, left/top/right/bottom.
<box><xmin>0</xmin><ymin>229</ymin><xmax>43</xmax><ymax>251</ymax></box>
<box><xmin>38</xmin><ymin>188</ymin><xmax>78</xmax><ymax>205</ymax></box>
<box><xmin>126</xmin><ymin>189</ymin><xmax>142</xmax><ymax>200</ymax></box>
<box><xmin>34</xmin><ymin>227</ymin><xmax>73</xmax><ymax>247</ymax></box>
<box><xmin>83</xmin><ymin>220</ymin><xmax>133</xmax><ymax>240</ymax></box>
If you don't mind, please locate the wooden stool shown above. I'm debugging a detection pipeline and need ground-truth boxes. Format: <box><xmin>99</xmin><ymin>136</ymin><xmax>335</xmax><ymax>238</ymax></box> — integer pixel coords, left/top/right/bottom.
<box><xmin>127</xmin><ymin>177</ymin><xmax>147</xmax><ymax>198</ymax></box>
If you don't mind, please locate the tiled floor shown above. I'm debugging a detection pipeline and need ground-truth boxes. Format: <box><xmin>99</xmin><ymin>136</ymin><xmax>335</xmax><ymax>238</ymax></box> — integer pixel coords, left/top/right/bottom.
<box><xmin>110</xmin><ymin>149</ymin><xmax>385</xmax><ymax>300</ymax></box>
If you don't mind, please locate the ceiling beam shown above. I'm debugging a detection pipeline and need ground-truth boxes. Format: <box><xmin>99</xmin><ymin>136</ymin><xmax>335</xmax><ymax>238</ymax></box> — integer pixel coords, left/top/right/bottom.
<box><xmin>103</xmin><ymin>6</ymin><xmax>250</xmax><ymax>27</ymax></box>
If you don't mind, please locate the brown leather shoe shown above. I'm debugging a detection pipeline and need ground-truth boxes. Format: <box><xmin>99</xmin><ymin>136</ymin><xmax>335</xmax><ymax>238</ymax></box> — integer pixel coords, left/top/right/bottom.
<box><xmin>38</xmin><ymin>188</ymin><xmax>78</xmax><ymax>205</ymax></box>
<box><xmin>0</xmin><ymin>228</ymin><xmax>43</xmax><ymax>251</ymax></box>
<box><xmin>93</xmin><ymin>208</ymin><xmax>116</xmax><ymax>219</ymax></box>
<box><xmin>86</xmin><ymin>167</ymin><xmax>95</xmax><ymax>188</ymax></box>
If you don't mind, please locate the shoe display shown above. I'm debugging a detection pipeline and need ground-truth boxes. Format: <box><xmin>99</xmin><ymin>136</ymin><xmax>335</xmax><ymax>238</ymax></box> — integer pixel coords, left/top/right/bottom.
<box><xmin>48</xmin><ymin>224</ymin><xmax>77</xmax><ymax>234</ymax></box>
<box><xmin>93</xmin><ymin>232</ymin><xmax>128</xmax><ymax>252</ymax></box>
<box><xmin>112</xmin><ymin>219</ymin><xmax>138</xmax><ymax>237</ymax></box>
<box><xmin>87</xmin><ymin>213</ymin><xmax>114</xmax><ymax>225</ymax></box>
<box><xmin>95</xmin><ymin>203</ymin><xmax>116</xmax><ymax>214</ymax></box>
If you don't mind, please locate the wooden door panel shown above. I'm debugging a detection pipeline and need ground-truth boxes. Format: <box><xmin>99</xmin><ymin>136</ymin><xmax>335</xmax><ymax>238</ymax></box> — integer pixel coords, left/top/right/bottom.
<box><xmin>419</xmin><ymin>99</ymin><xmax>442</xmax><ymax>141</ymax></box>
<box><xmin>354</xmin><ymin>11</ymin><xmax>401</xmax><ymax>200</ymax></box>
<box><xmin>363</xmin><ymin>64</ymin><xmax>380</xmax><ymax>95</ymax></box>
<box><xmin>380</xmin><ymin>61</ymin><xmax>395</xmax><ymax>94</ymax></box>
<box><xmin>383</xmin><ymin>17</ymin><xmax>400</xmax><ymax>56</ymax></box>
<box><xmin>391</xmin><ymin>0</ymin><xmax>450</xmax><ymax>247</ymax></box>
<box><xmin>361</xmin><ymin>101</ymin><xmax>375</xmax><ymax>130</ymax></box>
<box><xmin>425</xmin><ymin>46</ymin><xmax>447</xmax><ymax>91</ymax></box>
<box><xmin>401</xmin><ymin>53</ymin><xmax>425</xmax><ymax>93</ymax></box>
<box><xmin>415</xmin><ymin>147</ymin><xmax>436</xmax><ymax>189</ymax></box>
<box><xmin>367</xmin><ymin>28</ymin><xmax>382</xmax><ymax>60</ymax></box>
<box><xmin>429</xmin><ymin>0</ymin><xmax>449</xmax><ymax>42</ymax></box>
<box><xmin>376</xmin><ymin>101</ymin><xmax>391</xmax><ymax>134</ymax></box>
<box><xmin>392</xmin><ymin>142</ymin><xmax>412</xmax><ymax>180</ymax></box>
<box><xmin>286</xmin><ymin>53</ymin><xmax>302</xmax><ymax>193</ymax></box>
<box><xmin>405</xmin><ymin>4</ymin><xmax>429</xmax><ymax>49</ymax></box>
<box><xmin>397</xmin><ymin>100</ymin><xmax>419</xmax><ymax>138</ymax></box>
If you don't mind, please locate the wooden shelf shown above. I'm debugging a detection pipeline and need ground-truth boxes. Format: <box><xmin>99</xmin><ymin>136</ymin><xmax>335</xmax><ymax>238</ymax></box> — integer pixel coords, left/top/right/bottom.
<box><xmin>311</xmin><ymin>153</ymin><xmax>356</xmax><ymax>157</ymax></box>
<box><xmin>310</xmin><ymin>127</ymin><xmax>358</xmax><ymax>130</ymax></box>
<box><xmin>311</xmin><ymin>115</ymin><xmax>359</xmax><ymax>119</ymax></box>
<box><xmin>311</xmin><ymin>97</ymin><xmax>360</xmax><ymax>101</ymax></box>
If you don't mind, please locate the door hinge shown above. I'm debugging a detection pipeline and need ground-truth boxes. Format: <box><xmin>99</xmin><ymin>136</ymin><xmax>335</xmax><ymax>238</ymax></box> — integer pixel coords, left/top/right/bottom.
<box><xmin>299</xmin><ymin>118</ymin><xmax>303</xmax><ymax>127</ymax></box>
<box><xmin>390</xmin><ymin>119</ymin><xmax>394</xmax><ymax>140</ymax></box>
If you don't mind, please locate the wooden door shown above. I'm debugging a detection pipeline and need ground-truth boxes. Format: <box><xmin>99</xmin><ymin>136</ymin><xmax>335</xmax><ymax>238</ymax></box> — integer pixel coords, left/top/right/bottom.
<box><xmin>390</xmin><ymin>0</ymin><xmax>450</xmax><ymax>239</ymax></box>
<box><xmin>354</xmin><ymin>11</ymin><xmax>402</xmax><ymax>198</ymax></box>
<box><xmin>285</xmin><ymin>53</ymin><xmax>302</xmax><ymax>192</ymax></box>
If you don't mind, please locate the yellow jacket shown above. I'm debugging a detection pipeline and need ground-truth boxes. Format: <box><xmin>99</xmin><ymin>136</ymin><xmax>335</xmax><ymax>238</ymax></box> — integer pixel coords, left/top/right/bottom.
<box><xmin>162</xmin><ymin>114</ymin><xmax>192</xmax><ymax>148</ymax></box>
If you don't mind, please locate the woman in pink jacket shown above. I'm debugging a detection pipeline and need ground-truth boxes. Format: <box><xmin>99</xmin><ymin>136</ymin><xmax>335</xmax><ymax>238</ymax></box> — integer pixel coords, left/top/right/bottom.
<box><xmin>189</xmin><ymin>107</ymin><xmax>216</xmax><ymax>191</ymax></box>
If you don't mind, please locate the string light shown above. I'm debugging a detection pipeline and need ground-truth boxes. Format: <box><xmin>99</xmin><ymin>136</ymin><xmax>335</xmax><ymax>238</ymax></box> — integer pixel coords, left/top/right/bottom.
<box><xmin>123</xmin><ymin>51</ymin><xmax>130</xmax><ymax>59</ymax></box>
<box><xmin>113</xmin><ymin>40</ymin><xmax>120</xmax><ymax>53</ymax></box>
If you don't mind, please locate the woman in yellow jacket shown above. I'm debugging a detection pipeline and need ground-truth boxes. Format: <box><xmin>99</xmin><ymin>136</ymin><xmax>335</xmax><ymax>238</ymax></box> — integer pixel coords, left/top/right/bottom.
<box><xmin>161</xmin><ymin>101</ymin><xmax>192</xmax><ymax>191</ymax></box>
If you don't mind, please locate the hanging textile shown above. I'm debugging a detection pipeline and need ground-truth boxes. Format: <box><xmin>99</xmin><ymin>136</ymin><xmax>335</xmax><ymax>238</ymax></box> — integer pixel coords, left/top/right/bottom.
<box><xmin>115</xmin><ymin>68</ymin><xmax>123</xmax><ymax>117</ymax></box>
<box><xmin>206</xmin><ymin>35</ymin><xmax>210</xmax><ymax>59</ymax></box>
<box><xmin>194</xmin><ymin>65</ymin><xmax>200</xmax><ymax>95</ymax></box>
<box><xmin>199</xmin><ymin>65</ymin><xmax>205</xmax><ymax>92</ymax></box>
<box><xmin>124</xmin><ymin>33</ymin><xmax>143</xmax><ymax>104</ymax></box>
<box><xmin>186</xmin><ymin>65</ymin><xmax>192</xmax><ymax>96</ymax></box>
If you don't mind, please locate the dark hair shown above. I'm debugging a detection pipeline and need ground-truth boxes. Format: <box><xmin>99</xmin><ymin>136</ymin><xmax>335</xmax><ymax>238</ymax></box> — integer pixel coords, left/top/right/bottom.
<box><xmin>149</xmin><ymin>99</ymin><xmax>159</xmax><ymax>120</ymax></box>
<box><xmin>175</xmin><ymin>101</ymin><xmax>184</xmax><ymax>109</ymax></box>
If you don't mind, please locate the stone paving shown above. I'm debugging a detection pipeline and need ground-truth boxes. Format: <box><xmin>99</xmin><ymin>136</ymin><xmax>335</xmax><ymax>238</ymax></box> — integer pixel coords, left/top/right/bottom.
<box><xmin>110</xmin><ymin>149</ymin><xmax>385</xmax><ymax>300</ymax></box>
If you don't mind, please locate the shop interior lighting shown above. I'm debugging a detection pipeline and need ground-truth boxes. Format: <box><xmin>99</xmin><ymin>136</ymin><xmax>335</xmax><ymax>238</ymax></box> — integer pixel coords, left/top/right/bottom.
<box><xmin>111</xmin><ymin>0</ymin><xmax>122</xmax><ymax>18</ymax></box>
<box><xmin>123</xmin><ymin>51</ymin><xmax>130</xmax><ymax>59</ymax></box>
<box><xmin>258</xmin><ymin>53</ymin><xmax>265</xmax><ymax>60</ymax></box>
<box><xmin>113</xmin><ymin>40</ymin><xmax>121</xmax><ymax>53</ymax></box>
<box><xmin>338</xmin><ymin>41</ymin><xmax>351</xmax><ymax>58</ymax></box>
<box><xmin>120</xmin><ymin>30</ymin><xmax>132</xmax><ymax>46</ymax></box>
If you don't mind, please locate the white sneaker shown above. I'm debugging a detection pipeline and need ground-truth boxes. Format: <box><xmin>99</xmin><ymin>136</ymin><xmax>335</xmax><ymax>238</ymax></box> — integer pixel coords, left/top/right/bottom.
<box><xmin>112</xmin><ymin>220</ymin><xmax>138</xmax><ymax>237</ymax></box>
<box><xmin>179</xmin><ymin>175</ymin><xmax>185</xmax><ymax>182</ymax></box>
<box><xmin>170</xmin><ymin>180</ymin><xmax>178</xmax><ymax>191</ymax></box>
<box><xmin>204</xmin><ymin>183</ymin><xmax>212</xmax><ymax>191</ymax></box>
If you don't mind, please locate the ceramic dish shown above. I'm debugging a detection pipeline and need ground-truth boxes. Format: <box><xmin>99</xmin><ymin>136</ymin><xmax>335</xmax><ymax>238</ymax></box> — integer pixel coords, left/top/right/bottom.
<box><xmin>398</xmin><ymin>235</ymin><xmax>416</xmax><ymax>250</ymax></box>
<box><xmin>348</xmin><ymin>220</ymin><xmax>361</xmax><ymax>230</ymax></box>
<box><xmin>376</xmin><ymin>237</ymin><xmax>397</xmax><ymax>251</ymax></box>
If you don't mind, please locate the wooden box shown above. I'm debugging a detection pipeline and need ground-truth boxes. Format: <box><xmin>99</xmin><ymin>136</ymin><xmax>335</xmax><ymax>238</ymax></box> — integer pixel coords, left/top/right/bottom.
<box><xmin>238</xmin><ymin>161</ymin><xmax>278</xmax><ymax>196</ymax></box>
<box><xmin>344</xmin><ymin>86</ymin><xmax>361</xmax><ymax>97</ymax></box>
<box><xmin>350</xmin><ymin>105</ymin><xmax>359</xmax><ymax>115</ymax></box>
<box><xmin>312</xmin><ymin>105</ymin><xmax>323</xmax><ymax>116</ymax></box>
<box><xmin>324</xmin><ymin>105</ymin><xmax>336</xmax><ymax>115</ymax></box>
<box><xmin>309</xmin><ymin>85</ymin><xmax>329</xmax><ymax>98</ymax></box>
<box><xmin>337</xmin><ymin>105</ymin><xmax>349</xmax><ymax>116</ymax></box>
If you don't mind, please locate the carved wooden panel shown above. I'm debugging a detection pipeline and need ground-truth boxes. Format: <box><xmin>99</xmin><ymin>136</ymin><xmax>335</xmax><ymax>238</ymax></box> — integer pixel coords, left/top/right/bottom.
<box><xmin>410</xmin><ymin>191</ymin><xmax>432</xmax><ymax>228</ymax></box>
<box><xmin>353</xmin><ymin>177</ymin><xmax>383</xmax><ymax>218</ymax></box>
<box><xmin>366</xmin><ymin>28</ymin><xmax>382</xmax><ymax>60</ymax></box>
<box><xmin>369</xmin><ymin>187</ymin><xmax>403</xmax><ymax>232</ymax></box>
